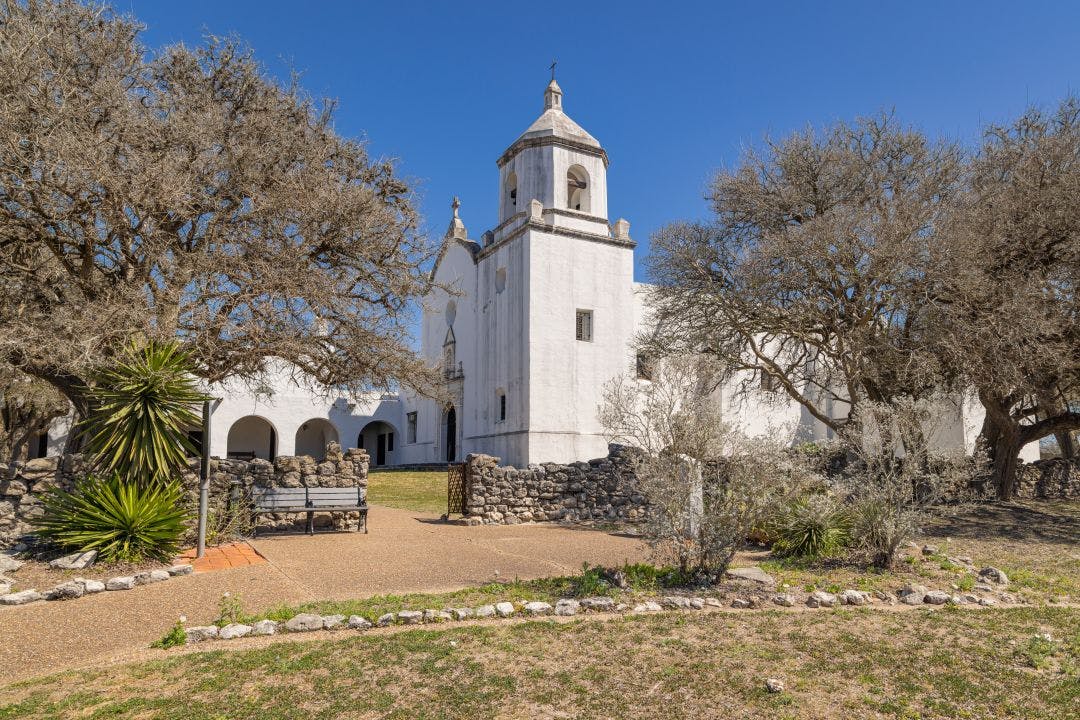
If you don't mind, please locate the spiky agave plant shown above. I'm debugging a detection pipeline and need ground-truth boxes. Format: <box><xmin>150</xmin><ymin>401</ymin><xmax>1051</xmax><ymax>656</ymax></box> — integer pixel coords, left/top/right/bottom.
<box><xmin>34</xmin><ymin>473</ymin><xmax>188</xmax><ymax>562</ymax></box>
<box><xmin>82</xmin><ymin>340</ymin><xmax>206</xmax><ymax>485</ymax></box>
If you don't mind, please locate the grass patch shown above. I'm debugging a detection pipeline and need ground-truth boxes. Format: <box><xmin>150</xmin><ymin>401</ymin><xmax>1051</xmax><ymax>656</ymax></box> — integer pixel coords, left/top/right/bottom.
<box><xmin>2</xmin><ymin>607</ymin><xmax>1076</xmax><ymax>719</ymax></box>
<box><xmin>366</xmin><ymin>470</ymin><xmax>447</xmax><ymax>515</ymax></box>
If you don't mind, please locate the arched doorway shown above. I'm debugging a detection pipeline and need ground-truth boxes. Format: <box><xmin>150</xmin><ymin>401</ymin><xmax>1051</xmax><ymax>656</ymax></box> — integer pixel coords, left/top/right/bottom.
<box><xmin>227</xmin><ymin>416</ymin><xmax>277</xmax><ymax>460</ymax></box>
<box><xmin>358</xmin><ymin>420</ymin><xmax>397</xmax><ymax>467</ymax></box>
<box><xmin>444</xmin><ymin>406</ymin><xmax>457</xmax><ymax>462</ymax></box>
<box><xmin>294</xmin><ymin>418</ymin><xmax>339</xmax><ymax>460</ymax></box>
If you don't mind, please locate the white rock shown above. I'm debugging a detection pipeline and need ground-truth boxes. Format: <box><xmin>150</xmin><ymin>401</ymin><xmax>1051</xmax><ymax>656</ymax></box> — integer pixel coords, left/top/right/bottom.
<box><xmin>898</xmin><ymin>584</ymin><xmax>928</xmax><ymax>605</ymax></box>
<box><xmin>450</xmin><ymin>607</ymin><xmax>474</xmax><ymax>620</ymax></box>
<box><xmin>167</xmin><ymin>564</ymin><xmax>194</xmax><ymax>576</ymax></box>
<box><xmin>45</xmin><ymin>580</ymin><xmax>85</xmax><ymax>600</ymax></box>
<box><xmin>688</xmin><ymin>597</ymin><xmax>705</xmax><ymax>610</ymax></box>
<box><xmin>494</xmin><ymin>602</ymin><xmax>515</xmax><ymax>617</ymax></box>
<box><xmin>662</xmin><ymin>596</ymin><xmax>691</xmax><ymax>609</ymax></box>
<box><xmin>772</xmin><ymin>593</ymin><xmax>796</xmax><ymax>607</ymax></box>
<box><xmin>579</xmin><ymin>596</ymin><xmax>616</xmax><ymax>611</ymax></box>
<box><xmin>0</xmin><ymin>580</ymin><xmax>11</xmax><ymax>595</ymax></box>
<box><xmin>978</xmin><ymin>597</ymin><xmax>997</xmax><ymax>607</ymax></box>
<box><xmin>474</xmin><ymin>604</ymin><xmax>496</xmax><ymax>618</ymax></box>
<box><xmin>375</xmin><ymin>612</ymin><xmax>396</xmax><ymax>626</ymax></box>
<box><xmin>77</xmin><ymin>578</ymin><xmax>106</xmax><ymax>594</ymax></box>
<box><xmin>554</xmin><ymin>599</ymin><xmax>579</xmax><ymax>616</ymax></box>
<box><xmin>134</xmin><ymin>569</ymin><xmax>170</xmax><ymax>585</ymax></box>
<box><xmin>726</xmin><ymin>566</ymin><xmax>777</xmax><ymax>586</ymax></box>
<box><xmin>219</xmin><ymin>623</ymin><xmax>252</xmax><ymax>640</ymax></box>
<box><xmin>398</xmin><ymin>610</ymin><xmax>423</xmax><ymax>624</ymax></box>
<box><xmin>0</xmin><ymin>589</ymin><xmax>42</xmax><ymax>605</ymax></box>
<box><xmin>704</xmin><ymin>597</ymin><xmax>722</xmax><ymax>608</ymax></box>
<box><xmin>979</xmin><ymin>567</ymin><xmax>1009</xmax><ymax>586</ymax></box>
<box><xmin>251</xmin><ymin>620</ymin><xmax>278</xmax><ymax>635</ymax></box>
<box><xmin>348</xmin><ymin>615</ymin><xmax>372</xmax><ymax>629</ymax></box>
<box><xmin>524</xmin><ymin>601</ymin><xmax>553</xmax><ymax>615</ymax></box>
<box><xmin>321</xmin><ymin>614</ymin><xmax>346</xmax><ymax>629</ymax></box>
<box><xmin>184</xmin><ymin>626</ymin><xmax>219</xmax><ymax>643</ymax></box>
<box><xmin>632</xmin><ymin>601</ymin><xmax>663</xmax><ymax>612</ymax></box>
<box><xmin>839</xmin><ymin>589</ymin><xmax>869</xmax><ymax>606</ymax></box>
<box><xmin>765</xmin><ymin>678</ymin><xmax>785</xmax><ymax>693</ymax></box>
<box><xmin>924</xmin><ymin>590</ymin><xmax>950</xmax><ymax>605</ymax></box>
<box><xmin>49</xmin><ymin>550</ymin><xmax>97</xmax><ymax>570</ymax></box>
<box><xmin>284</xmin><ymin>613</ymin><xmax>324</xmax><ymax>632</ymax></box>
<box><xmin>806</xmin><ymin>591</ymin><xmax>837</xmax><ymax>608</ymax></box>
<box><xmin>0</xmin><ymin>556</ymin><xmax>23</xmax><ymax>573</ymax></box>
<box><xmin>105</xmin><ymin>576</ymin><xmax>135</xmax><ymax>591</ymax></box>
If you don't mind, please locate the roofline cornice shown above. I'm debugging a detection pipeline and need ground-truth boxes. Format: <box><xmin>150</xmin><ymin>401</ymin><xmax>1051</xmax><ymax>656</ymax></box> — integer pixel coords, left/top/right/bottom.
<box><xmin>497</xmin><ymin>135</ymin><xmax>609</xmax><ymax>169</ymax></box>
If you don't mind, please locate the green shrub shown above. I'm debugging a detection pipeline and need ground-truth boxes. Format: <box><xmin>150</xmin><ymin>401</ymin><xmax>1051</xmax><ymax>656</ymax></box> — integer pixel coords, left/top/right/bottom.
<box><xmin>33</xmin><ymin>473</ymin><xmax>188</xmax><ymax>562</ymax></box>
<box><xmin>151</xmin><ymin>621</ymin><xmax>187</xmax><ymax>649</ymax></box>
<box><xmin>573</xmin><ymin>563</ymin><xmax>609</xmax><ymax>596</ymax></box>
<box><xmin>83</xmin><ymin>340</ymin><xmax>205</xmax><ymax>485</ymax></box>
<box><xmin>770</xmin><ymin>496</ymin><xmax>849</xmax><ymax>559</ymax></box>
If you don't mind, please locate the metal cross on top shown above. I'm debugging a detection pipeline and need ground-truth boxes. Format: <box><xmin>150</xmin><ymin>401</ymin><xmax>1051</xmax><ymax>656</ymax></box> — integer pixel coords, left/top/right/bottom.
<box><xmin>549</xmin><ymin>59</ymin><xmax>557</xmax><ymax>81</ymax></box>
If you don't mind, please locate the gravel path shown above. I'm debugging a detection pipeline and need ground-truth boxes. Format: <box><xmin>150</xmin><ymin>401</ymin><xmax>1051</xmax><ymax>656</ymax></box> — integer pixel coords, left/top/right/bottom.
<box><xmin>0</xmin><ymin>505</ymin><xmax>646</xmax><ymax>684</ymax></box>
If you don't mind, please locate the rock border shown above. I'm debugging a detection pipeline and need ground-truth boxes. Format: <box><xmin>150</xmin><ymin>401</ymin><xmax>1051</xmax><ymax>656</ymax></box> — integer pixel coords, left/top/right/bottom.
<box><xmin>0</xmin><ymin>563</ymin><xmax>193</xmax><ymax>606</ymax></box>
<box><xmin>179</xmin><ymin>585</ymin><xmax>1026</xmax><ymax>646</ymax></box>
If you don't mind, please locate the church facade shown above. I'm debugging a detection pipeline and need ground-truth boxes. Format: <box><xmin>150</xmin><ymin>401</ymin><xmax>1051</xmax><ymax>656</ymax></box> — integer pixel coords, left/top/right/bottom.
<box><xmin>27</xmin><ymin>80</ymin><xmax>1040</xmax><ymax>469</ymax></box>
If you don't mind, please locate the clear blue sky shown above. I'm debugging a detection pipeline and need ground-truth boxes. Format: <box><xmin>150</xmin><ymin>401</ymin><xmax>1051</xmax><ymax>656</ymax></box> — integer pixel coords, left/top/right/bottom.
<box><xmin>124</xmin><ymin>0</ymin><xmax>1080</xmax><ymax>281</ymax></box>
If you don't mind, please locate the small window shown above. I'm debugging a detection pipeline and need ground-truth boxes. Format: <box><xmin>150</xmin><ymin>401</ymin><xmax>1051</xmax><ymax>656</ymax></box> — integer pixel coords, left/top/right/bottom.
<box><xmin>496</xmin><ymin>390</ymin><xmax>507</xmax><ymax>422</ymax></box>
<box><xmin>575</xmin><ymin>310</ymin><xmax>593</xmax><ymax>342</ymax></box>
<box><xmin>636</xmin><ymin>354</ymin><xmax>654</xmax><ymax>381</ymax></box>
<box><xmin>406</xmin><ymin>412</ymin><xmax>417</xmax><ymax>443</ymax></box>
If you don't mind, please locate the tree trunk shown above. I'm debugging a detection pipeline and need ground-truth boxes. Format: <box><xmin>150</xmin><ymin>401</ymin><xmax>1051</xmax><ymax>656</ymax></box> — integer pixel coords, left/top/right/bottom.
<box><xmin>989</xmin><ymin>427</ymin><xmax>1023</xmax><ymax>501</ymax></box>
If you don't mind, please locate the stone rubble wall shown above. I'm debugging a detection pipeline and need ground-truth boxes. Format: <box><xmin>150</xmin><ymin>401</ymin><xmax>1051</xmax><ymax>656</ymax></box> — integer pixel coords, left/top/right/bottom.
<box><xmin>1015</xmin><ymin>456</ymin><xmax>1080</xmax><ymax>499</ymax></box>
<box><xmin>463</xmin><ymin>445</ymin><xmax>647</xmax><ymax>525</ymax></box>
<box><xmin>0</xmin><ymin>442</ymin><xmax>368</xmax><ymax>548</ymax></box>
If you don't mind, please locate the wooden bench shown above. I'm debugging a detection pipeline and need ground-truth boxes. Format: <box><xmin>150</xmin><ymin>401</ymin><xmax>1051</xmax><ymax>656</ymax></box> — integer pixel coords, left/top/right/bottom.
<box><xmin>249</xmin><ymin>486</ymin><xmax>368</xmax><ymax>537</ymax></box>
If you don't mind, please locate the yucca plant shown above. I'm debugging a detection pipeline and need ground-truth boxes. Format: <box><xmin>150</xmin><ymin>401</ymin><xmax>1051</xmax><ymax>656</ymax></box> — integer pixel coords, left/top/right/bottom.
<box><xmin>33</xmin><ymin>473</ymin><xmax>188</xmax><ymax>562</ymax></box>
<box><xmin>770</xmin><ymin>495</ymin><xmax>850</xmax><ymax>559</ymax></box>
<box><xmin>82</xmin><ymin>340</ymin><xmax>206</xmax><ymax>485</ymax></box>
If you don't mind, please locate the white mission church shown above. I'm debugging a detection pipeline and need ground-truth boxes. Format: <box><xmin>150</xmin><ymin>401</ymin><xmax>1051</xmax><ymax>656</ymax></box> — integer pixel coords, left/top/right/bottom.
<box><xmin>34</xmin><ymin>79</ymin><xmax>1038</xmax><ymax>468</ymax></box>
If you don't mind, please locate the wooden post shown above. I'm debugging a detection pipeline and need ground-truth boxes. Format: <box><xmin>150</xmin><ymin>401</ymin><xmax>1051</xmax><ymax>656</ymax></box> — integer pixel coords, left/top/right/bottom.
<box><xmin>196</xmin><ymin>399</ymin><xmax>211</xmax><ymax>559</ymax></box>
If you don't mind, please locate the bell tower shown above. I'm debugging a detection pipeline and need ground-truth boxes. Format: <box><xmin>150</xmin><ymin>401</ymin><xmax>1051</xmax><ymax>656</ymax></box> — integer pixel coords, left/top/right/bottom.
<box><xmin>496</xmin><ymin>78</ymin><xmax>609</xmax><ymax>232</ymax></box>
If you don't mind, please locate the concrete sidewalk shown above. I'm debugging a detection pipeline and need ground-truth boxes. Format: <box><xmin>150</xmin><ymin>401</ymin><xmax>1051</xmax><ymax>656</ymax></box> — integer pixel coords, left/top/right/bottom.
<box><xmin>0</xmin><ymin>506</ymin><xmax>646</xmax><ymax>684</ymax></box>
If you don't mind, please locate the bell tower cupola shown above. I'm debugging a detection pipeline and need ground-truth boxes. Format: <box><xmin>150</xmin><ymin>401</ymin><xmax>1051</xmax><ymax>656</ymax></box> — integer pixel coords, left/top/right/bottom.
<box><xmin>497</xmin><ymin>75</ymin><xmax>609</xmax><ymax>226</ymax></box>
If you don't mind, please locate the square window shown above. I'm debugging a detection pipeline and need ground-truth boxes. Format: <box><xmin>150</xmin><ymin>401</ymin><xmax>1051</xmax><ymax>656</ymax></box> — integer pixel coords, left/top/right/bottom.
<box><xmin>575</xmin><ymin>310</ymin><xmax>593</xmax><ymax>342</ymax></box>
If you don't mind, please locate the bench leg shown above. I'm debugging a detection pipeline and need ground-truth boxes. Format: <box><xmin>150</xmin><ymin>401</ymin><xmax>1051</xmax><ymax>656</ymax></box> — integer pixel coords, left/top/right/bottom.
<box><xmin>306</xmin><ymin>511</ymin><xmax>315</xmax><ymax>535</ymax></box>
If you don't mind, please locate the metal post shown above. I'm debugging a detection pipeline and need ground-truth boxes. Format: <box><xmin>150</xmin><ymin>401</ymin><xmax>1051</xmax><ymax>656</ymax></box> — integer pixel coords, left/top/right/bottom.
<box><xmin>196</xmin><ymin>399</ymin><xmax>212</xmax><ymax>559</ymax></box>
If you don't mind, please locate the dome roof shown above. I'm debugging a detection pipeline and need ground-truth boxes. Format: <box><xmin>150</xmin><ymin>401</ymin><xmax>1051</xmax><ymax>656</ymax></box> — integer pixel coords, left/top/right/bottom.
<box><xmin>513</xmin><ymin>80</ymin><xmax>601</xmax><ymax>149</ymax></box>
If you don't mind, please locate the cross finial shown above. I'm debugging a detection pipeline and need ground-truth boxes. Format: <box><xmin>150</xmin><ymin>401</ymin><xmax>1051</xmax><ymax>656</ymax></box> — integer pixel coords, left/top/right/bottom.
<box><xmin>451</xmin><ymin>196</ymin><xmax>460</xmax><ymax>218</ymax></box>
<box><xmin>549</xmin><ymin>59</ymin><xmax>557</xmax><ymax>81</ymax></box>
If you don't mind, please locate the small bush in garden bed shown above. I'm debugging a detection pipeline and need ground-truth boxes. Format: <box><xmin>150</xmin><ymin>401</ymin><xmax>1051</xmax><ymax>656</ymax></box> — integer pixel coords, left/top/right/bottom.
<box><xmin>151</xmin><ymin>621</ymin><xmax>187</xmax><ymax>649</ymax></box>
<box><xmin>769</xmin><ymin>495</ymin><xmax>850</xmax><ymax>560</ymax></box>
<box><xmin>33</xmin><ymin>473</ymin><xmax>188</xmax><ymax>563</ymax></box>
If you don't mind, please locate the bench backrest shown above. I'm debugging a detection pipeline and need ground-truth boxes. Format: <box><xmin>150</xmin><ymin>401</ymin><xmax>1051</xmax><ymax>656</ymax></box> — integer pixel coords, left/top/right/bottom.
<box><xmin>251</xmin><ymin>486</ymin><xmax>364</xmax><ymax>509</ymax></box>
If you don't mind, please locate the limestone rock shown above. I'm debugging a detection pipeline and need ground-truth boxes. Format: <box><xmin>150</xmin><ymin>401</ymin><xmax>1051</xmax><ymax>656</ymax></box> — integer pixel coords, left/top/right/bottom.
<box><xmin>450</xmin><ymin>607</ymin><xmax>474</xmax><ymax>620</ymax></box>
<box><xmin>554</xmin><ymin>599</ymin><xmax>579</xmax><ymax>616</ymax></box>
<box><xmin>284</xmin><ymin>613</ymin><xmax>324</xmax><ymax>632</ymax></box>
<box><xmin>662</xmin><ymin>596</ymin><xmax>691</xmax><ymax>610</ymax></box>
<box><xmin>579</xmin><ymin>596</ymin><xmax>616</xmax><ymax>611</ymax></box>
<box><xmin>806</xmin><ymin>591</ymin><xmax>837</xmax><ymax>608</ymax></box>
<box><xmin>49</xmin><ymin>550</ymin><xmax>97</xmax><ymax>571</ymax></box>
<box><xmin>0</xmin><ymin>589</ymin><xmax>42</xmax><ymax>605</ymax></box>
<box><xmin>397</xmin><ymin>610</ymin><xmax>423</xmax><ymax>624</ymax></box>
<box><xmin>725</xmin><ymin>566</ymin><xmax>776</xmax><ymax>586</ymax></box>
<box><xmin>135</xmin><ymin>569</ymin><xmax>170</xmax><ymax>586</ymax></box>
<box><xmin>839</xmin><ymin>589</ymin><xmax>869</xmax><ymax>606</ymax></box>
<box><xmin>105</xmin><ymin>576</ymin><xmax>135</xmax><ymax>591</ymax></box>
<box><xmin>704</xmin><ymin>597</ymin><xmax>722</xmax><ymax>608</ymax></box>
<box><xmin>252</xmin><ymin>620</ymin><xmax>278</xmax><ymax>635</ymax></box>
<box><xmin>872</xmin><ymin>590</ymin><xmax>897</xmax><ymax>604</ymax></box>
<box><xmin>689</xmin><ymin>597</ymin><xmax>706</xmax><ymax>610</ymax></box>
<box><xmin>924</xmin><ymin>590</ymin><xmax>950</xmax><ymax>605</ymax></box>
<box><xmin>321</xmin><ymin>614</ymin><xmax>346</xmax><ymax>629</ymax></box>
<box><xmin>898</xmin><ymin>584</ymin><xmax>928</xmax><ymax>605</ymax></box>
<box><xmin>376</xmin><ymin>612</ymin><xmax>396</xmax><ymax>626</ymax></box>
<box><xmin>46</xmin><ymin>580</ymin><xmax>85</xmax><ymax>600</ymax></box>
<box><xmin>167</xmin><ymin>564</ymin><xmax>194</xmax><ymax>576</ymax></box>
<box><xmin>0</xmin><ymin>556</ymin><xmax>23</xmax><ymax>573</ymax></box>
<box><xmin>219</xmin><ymin>623</ymin><xmax>252</xmax><ymax>640</ymax></box>
<box><xmin>0</xmin><ymin>580</ymin><xmax>10</xmax><ymax>595</ymax></box>
<box><xmin>978</xmin><ymin>567</ymin><xmax>1009</xmax><ymax>586</ymax></box>
<box><xmin>921</xmin><ymin>544</ymin><xmax>938</xmax><ymax>556</ymax></box>
<box><xmin>978</xmin><ymin>597</ymin><xmax>997</xmax><ymax>606</ymax></box>
<box><xmin>474</xmin><ymin>604</ymin><xmax>496</xmax><ymax>618</ymax></box>
<box><xmin>765</xmin><ymin>678</ymin><xmax>785</xmax><ymax>693</ymax></box>
<box><xmin>523</xmin><ymin>601</ymin><xmax>553</xmax><ymax>615</ymax></box>
<box><xmin>185</xmin><ymin>626</ymin><xmax>219</xmax><ymax>643</ymax></box>
<box><xmin>348</xmin><ymin>615</ymin><xmax>372</xmax><ymax>629</ymax></box>
<box><xmin>632</xmin><ymin>601</ymin><xmax>663</xmax><ymax>612</ymax></box>
<box><xmin>731</xmin><ymin>598</ymin><xmax>752</xmax><ymax>609</ymax></box>
<box><xmin>494</xmin><ymin>602</ymin><xmax>515</xmax><ymax>617</ymax></box>
<box><xmin>77</xmin><ymin>578</ymin><xmax>106</xmax><ymax>594</ymax></box>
